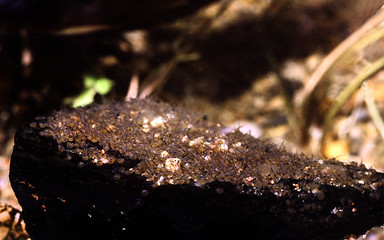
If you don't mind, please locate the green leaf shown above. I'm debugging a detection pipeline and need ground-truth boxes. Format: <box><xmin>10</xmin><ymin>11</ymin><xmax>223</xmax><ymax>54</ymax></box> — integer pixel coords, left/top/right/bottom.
<box><xmin>64</xmin><ymin>75</ymin><xmax>114</xmax><ymax>108</ymax></box>
<box><xmin>70</xmin><ymin>89</ymin><xmax>96</xmax><ymax>108</ymax></box>
<box><xmin>93</xmin><ymin>77</ymin><xmax>113</xmax><ymax>95</ymax></box>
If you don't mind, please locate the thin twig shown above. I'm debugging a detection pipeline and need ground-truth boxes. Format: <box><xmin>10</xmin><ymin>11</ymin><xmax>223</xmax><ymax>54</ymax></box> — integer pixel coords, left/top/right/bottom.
<box><xmin>138</xmin><ymin>58</ymin><xmax>178</xmax><ymax>99</ymax></box>
<box><xmin>300</xmin><ymin>6</ymin><xmax>384</xmax><ymax>145</ymax></box>
<box><xmin>265</xmin><ymin>52</ymin><xmax>300</xmax><ymax>141</ymax></box>
<box><xmin>321</xmin><ymin>56</ymin><xmax>384</xmax><ymax>149</ymax></box>
<box><xmin>301</xmin><ymin>7</ymin><xmax>384</xmax><ymax>104</ymax></box>
<box><xmin>125</xmin><ymin>72</ymin><xmax>140</xmax><ymax>100</ymax></box>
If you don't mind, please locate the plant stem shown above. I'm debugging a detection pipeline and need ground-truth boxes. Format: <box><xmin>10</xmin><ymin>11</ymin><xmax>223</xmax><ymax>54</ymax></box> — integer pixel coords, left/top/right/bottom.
<box><xmin>321</xmin><ymin>56</ymin><xmax>384</xmax><ymax>148</ymax></box>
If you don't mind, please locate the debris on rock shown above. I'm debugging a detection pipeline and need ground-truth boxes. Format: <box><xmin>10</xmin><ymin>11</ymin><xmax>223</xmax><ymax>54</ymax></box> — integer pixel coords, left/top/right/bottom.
<box><xmin>10</xmin><ymin>99</ymin><xmax>384</xmax><ymax>239</ymax></box>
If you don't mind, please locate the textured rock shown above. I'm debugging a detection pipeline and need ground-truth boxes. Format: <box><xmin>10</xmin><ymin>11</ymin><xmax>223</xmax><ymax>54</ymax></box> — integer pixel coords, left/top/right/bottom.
<box><xmin>347</xmin><ymin>225</ymin><xmax>384</xmax><ymax>240</ymax></box>
<box><xmin>10</xmin><ymin>99</ymin><xmax>384</xmax><ymax>239</ymax></box>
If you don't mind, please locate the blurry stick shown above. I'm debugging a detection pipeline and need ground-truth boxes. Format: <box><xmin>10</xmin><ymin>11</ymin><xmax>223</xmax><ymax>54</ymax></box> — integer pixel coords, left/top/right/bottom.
<box><xmin>20</xmin><ymin>29</ymin><xmax>32</xmax><ymax>78</ymax></box>
<box><xmin>362</xmin><ymin>81</ymin><xmax>384</xmax><ymax>140</ymax></box>
<box><xmin>54</xmin><ymin>25</ymin><xmax>112</xmax><ymax>35</ymax></box>
<box><xmin>265</xmin><ymin>52</ymin><xmax>300</xmax><ymax>140</ymax></box>
<box><xmin>301</xmin><ymin>7</ymin><xmax>384</xmax><ymax>104</ymax></box>
<box><xmin>138</xmin><ymin>58</ymin><xmax>178</xmax><ymax>99</ymax></box>
<box><xmin>126</xmin><ymin>72</ymin><xmax>139</xmax><ymax>100</ymax></box>
<box><xmin>321</xmin><ymin>56</ymin><xmax>384</xmax><ymax>149</ymax></box>
<box><xmin>300</xmin><ymin>6</ymin><xmax>384</xmax><ymax>145</ymax></box>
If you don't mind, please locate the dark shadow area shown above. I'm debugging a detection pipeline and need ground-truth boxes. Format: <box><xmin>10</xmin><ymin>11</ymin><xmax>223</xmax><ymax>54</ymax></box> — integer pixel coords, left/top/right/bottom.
<box><xmin>160</xmin><ymin>0</ymin><xmax>371</xmax><ymax>101</ymax></box>
<box><xmin>0</xmin><ymin>0</ymin><xmax>382</xmax><ymax>154</ymax></box>
<box><xmin>0</xmin><ymin>0</ymin><xmax>217</xmax><ymax>32</ymax></box>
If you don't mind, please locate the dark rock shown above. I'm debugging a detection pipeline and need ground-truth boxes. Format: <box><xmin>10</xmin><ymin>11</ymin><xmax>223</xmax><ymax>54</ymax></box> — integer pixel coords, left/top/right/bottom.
<box><xmin>10</xmin><ymin>99</ymin><xmax>384</xmax><ymax>239</ymax></box>
<box><xmin>346</xmin><ymin>225</ymin><xmax>384</xmax><ymax>240</ymax></box>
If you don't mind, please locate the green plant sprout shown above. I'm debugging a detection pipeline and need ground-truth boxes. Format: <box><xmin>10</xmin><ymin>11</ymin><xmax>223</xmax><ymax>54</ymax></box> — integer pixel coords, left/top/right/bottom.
<box><xmin>64</xmin><ymin>75</ymin><xmax>113</xmax><ymax>108</ymax></box>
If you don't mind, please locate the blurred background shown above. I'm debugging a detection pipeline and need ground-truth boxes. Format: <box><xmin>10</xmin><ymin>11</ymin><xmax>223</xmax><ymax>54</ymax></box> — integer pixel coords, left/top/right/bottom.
<box><xmin>1</xmin><ymin>0</ymin><xmax>384</xmax><ymax>210</ymax></box>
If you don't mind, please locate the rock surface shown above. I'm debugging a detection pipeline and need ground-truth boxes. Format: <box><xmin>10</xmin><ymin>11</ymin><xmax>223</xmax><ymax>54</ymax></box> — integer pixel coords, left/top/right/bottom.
<box><xmin>10</xmin><ymin>99</ymin><xmax>384</xmax><ymax>239</ymax></box>
<box><xmin>347</xmin><ymin>225</ymin><xmax>384</xmax><ymax>240</ymax></box>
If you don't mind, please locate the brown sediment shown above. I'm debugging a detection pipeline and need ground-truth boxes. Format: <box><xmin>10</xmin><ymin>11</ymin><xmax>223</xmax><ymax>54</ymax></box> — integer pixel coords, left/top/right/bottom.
<box><xmin>38</xmin><ymin>98</ymin><xmax>383</xmax><ymax>194</ymax></box>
